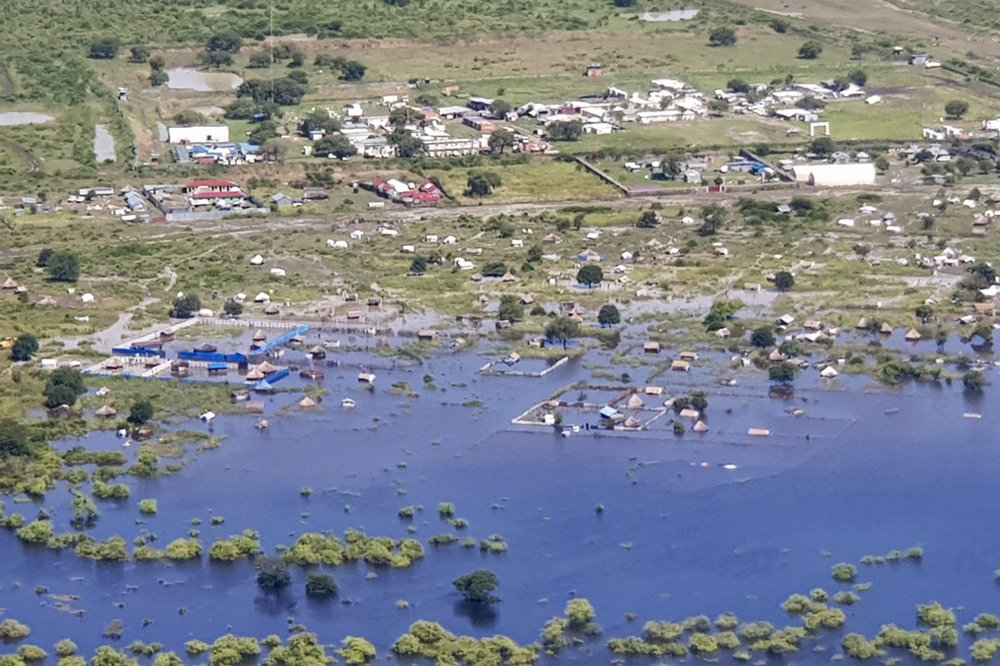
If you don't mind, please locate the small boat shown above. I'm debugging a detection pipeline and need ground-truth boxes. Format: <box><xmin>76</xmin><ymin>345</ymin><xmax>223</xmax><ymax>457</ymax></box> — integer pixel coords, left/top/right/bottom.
<box><xmin>195</xmin><ymin>343</ymin><xmax>218</xmax><ymax>353</ymax></box>
<box><xmin>200</xmin><ymin>411</ymin><xmax>216</xmax><ymax>423</ymax></box>
<box><xmin>256</xmin><ymin>419</ymin><xmax>269</xmax><ymax>430</ymax></box>
<box><xmin>299</xmin><ymin>368</ymin><xmax>325</xmax><ymax>380</ymax></box>
<box><xmin>341</xmin><ymin>398</ymin><xmax>357</xmax><ymax>409</ymax></box>
<box><xmin>722</xmin><ymin>464</ymin><xmax>738</xmax><ymax>470</ymax></box>
<box><xmin>122</xmin><ymin>440</ymin><xmax>132</xmax><ymax>448</ymax></box>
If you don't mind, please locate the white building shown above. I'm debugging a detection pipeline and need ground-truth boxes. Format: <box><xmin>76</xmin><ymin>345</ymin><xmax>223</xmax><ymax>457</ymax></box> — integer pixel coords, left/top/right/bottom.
<box><xmin>166</xmin><ymin>126</ymin><xmax>230</xmax><ymax>144</ymax></box>
<box><xmin>790</xmin><ymin>163</ymin><xmax>877</xmax><ymax>187</ymax></box>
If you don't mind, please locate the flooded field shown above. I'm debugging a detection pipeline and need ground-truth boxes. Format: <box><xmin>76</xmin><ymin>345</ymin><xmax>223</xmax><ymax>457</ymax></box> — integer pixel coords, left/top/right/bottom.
<box><xmin>2</xmin><ymin>334</ymin><xmax>999</xmax><ymax>663</ymax></box>
<box><xmin>94</xmin><ymin>124</ymin><xmax>115</xmax><ymax>163</ymax></box>
<box><xmin>165</xmin><ymin>68</ymin><xmax>243</xmax><ymax>92</ymax></box>
<box><xmin>0</xmin><ymin>111</ymin><xmax>54</xmax><ymax>126</ymax></box>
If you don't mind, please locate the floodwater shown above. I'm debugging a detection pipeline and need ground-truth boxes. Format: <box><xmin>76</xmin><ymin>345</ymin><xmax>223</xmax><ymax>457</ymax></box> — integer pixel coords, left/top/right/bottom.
<box><xmin>3</xmin><ymin>335</ymin><xmax>1000</xmax><ymax>663</ymax></box>
<box><xmin>0</xmin><ymin>111</ymin><xmax>54</xmax><ymax>127</ymax></box>
<box><xmin>94</xmin><ymin>124</ymin><xmax>116</xmax><ymax>163</ymax></box>
<box><xmin>641</xmin><ymin>9</ymin><xmax>700</xmax><ymax>21</ymax></box>
<box><xmin>166</xmin><ymin>68</ymin><xmax>243</xmax><ymax>92</ymax></box>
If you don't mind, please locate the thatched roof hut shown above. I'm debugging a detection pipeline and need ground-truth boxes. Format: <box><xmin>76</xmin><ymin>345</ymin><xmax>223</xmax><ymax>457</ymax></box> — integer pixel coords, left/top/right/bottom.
<box><xmin>692</xmin><ymin>420</ymin><xmax>709</xmax><ymax>433</ymax></box>
<box><xmin>625</xmin><ymin>393</ymin><xmax>645</xmax><ymax>410</ymax></box>
<box><xmin>298</xmin><ymin>396</ymin><xmax>317</xmax><ymax>408</ymax></box>
<box><xmin>2</xmin><ymin>277</ymin><xmax>18</xmax><ymax>290</ymax></box>
<box><xmin>879</xmin><ymin>322</ymin><xmax>893</xmax><ymax>335</ymax></box>
<box><xmin>95</xmin><ymin>404</ymin><xmax>117</xmax><ymax>418</ymax></box>
<box><xmin>309</xmin><ymin>345</ymin><xmax>326</xmax><ymax>359</ymax></box>
<box><xmin>252</xmin><ymin>329</ymin><xmax>267</xmax><ymax>342</ymax></box>
<box><xmin>245</xmin><ymin>402</ymin><xmax>265</xmax><ymax>414</ymax></box>
<box><xmin>905</xmin><ymin>328</ymin><xmax>921</xmax><ymax>341</ymax></box>
<box><xmin>263</xmin><ymin>303</ymin><xmax>280</xmax><ymax>315</ymax></box>
<box><xmin>256</xmin><ymin>361</ymin><xmax>279</xmax><ymax>375</ymax></box>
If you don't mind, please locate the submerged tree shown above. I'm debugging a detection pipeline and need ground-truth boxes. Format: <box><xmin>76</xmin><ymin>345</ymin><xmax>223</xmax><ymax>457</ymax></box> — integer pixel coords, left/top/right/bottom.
<box><xmin>453</xmin><ymin>570</ymin><xmax>500</xmax><ymax>604</ymax></box>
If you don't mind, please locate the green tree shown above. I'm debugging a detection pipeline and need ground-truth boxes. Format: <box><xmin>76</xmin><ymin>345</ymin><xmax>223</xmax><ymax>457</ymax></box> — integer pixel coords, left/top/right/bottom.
<box><xmin>338</xmin><ymin>60</ymin><xmax>367</xmax><ymax>81</ymax></box>
<box><xmin>36</xmin><ymin>248</ymin><xmax>54</xmax><ymax>267</ymax></box>
<box><xmin>848</xmin><ymin>69</ymin><xmax>868</xmax><ymax>86</ymax></box>
<box><xmin>43</xmin><ymin>368</ymin><xmax>85</xmax><ymax>409</ymax></box>
<box><xmin>388</xmin><ymin>128</ymin><xmax>424</xmax><ymax>158</ymax></box>
<box><xmin>810</xmin><ymin>136</ymin><xmax>836</xmax><ymax>157</ymax></box>
<box><xmin>490</xmin><ymin>99</ymin><xmax>511</xmax><ymax>118</ymax></box>
<box><xmin>769</xmin><ymin>362</ymin><xmax>797</xmax><ymax>385</ymax></box>
<box><xmin>545</xmin><ymin>316</ymin><xmax>581</xmax><ymax>349</ymax></box>
<box><xmin>0</xmin><ymin>419</ymin><xmax>29</xmax><ymax>457</ymax></box>
<box><xmin>481</xmin><ymin>261</ymin><xmax>507</xmax><ymax>278</ymax></box>
<box><xmin>774</xmin><ymin>271</ymin><xmax>795</xmax><ymax>291</ymax></box>
<box><xmin>256</xmin><ymin>557</ymin><xmax>291</xmax><ymax>592</ymax></box>
<box><xmin>128</xmin><ymin>400</ymin><xmax>154</xmax><ymax>425</ymax></box>
<box><xmin>699</xmin><ymin>204</ymin><xmax>728</xmax><ymax>236</ymax></box>
<box><xmin>727</xmin><ymin>78</ymin><xmax>750</xmax><ymax>93</ymax></box>
<box><xmin>487</xmin><ymin>129</ymin><xmax>516</xmax><ymax>154</ymax></box>
<box><xmin>467</xmin><ymin>171</ymin><xmax>502</xmax><ymax>197</ymax></box>
<box><xmin>300</xmin><ymin>110</ymin><xmax>341</xmax><ymax>137</ymax></box>
<box><xmin>497</xmin><ymin>296</ymin><xmax>524</xmax><ymax>322</ymax></box>
<box><xmin>129</xmin><ymin>46</ymin><xmax>150</xmax><ymax>63</ymax></box>
<box><xmin>944</xmin><ymin>99</ymin><xmax>969</xmax><ymax>119</ymax></box>
<box><xmin>248</xmin><ymin>120</ymin><xmax>279</xmax><ymax>146</ymax></box>
<box><xmin>338</xmin><ymin>638</ymin><xmax>376</xmax><ymax>666</ymax></box>
<box><xmin>915</xmin><ymin>304</ymin><xmax>933</xmax><ymax>324</ymax></box>
<box><xmin>313</xmin><ymin>134</ymin><xmax>357</xmax><ymax>159</ymax></box>
<box><xmin>547</xmin><ymin>120</ymin><xmax>583</xmax><ymax>142</ymax></box>
<box><xmin>46</xmin><ymin>252</ymin><xmax>80</xmax><ymax>282</ymax></box>
<box><xmin>875</xmin><ymin>155</ymin><xmax>890</xmax><ymax>172</ymax></box>
<box><xmin>248</xmin><ymin>52</ymin><xmax>272</xmax><ymax>68</ymax></box>
<box><xmin>637</xmin><ymin>210</ymin><xmax>660</xmax><ymax>228</ymax></box>
<box><xmin>598</xmin><ymin>304</ymin><xmax>620</xmax><ymax>327</ymax></box>
<box><xmin>577</xmin><ymin>264</ymin><xmax>603</xmax><ymax>288</ymax></box>
<box><xmin>751</xmin><ymin>326</ymin><xmax>776</xmax><ymax>348</ymax></box>
<box><xmin>170</xmin><ymin>294</ymin><xmax>201</xmax><ymax>319</ymax></box>
<box><xmin>89</xmin><ymin>37</ymin><xmax>121</xmax><ymax>59</ymax></box>
<box><xmin>708</xmin><ymin>27</ymin><xmax>737</xmax><ymax>47</ymax></box>
<box><xmin>207</xmin><ymin>32</ymin><xmax>242</xmax><ymax>54</ymax></box>
<box><xmin>453</xmin><ymin>570</ymin><xmax>500</xmax><ymax>604</ymax></box>
<box><xmin>798</xmin><ymin>41</ymin><xmax>823</xmax><ymax>59</ymax></box>
<box><xmin>305</xmin><ymin>573</ymin><xmax>338</xmax><ymax>597</ymax></box>
<box><xmin>409</xmin><ymin>257</ymin><xmax>428</xmax><ymax>275</ymax></box>
<box><xmin>223</xmin><ymin>299</ymin><xmax>244</xmax><ymax>317</ymax></box>
<box><xmin>10</xmin><ymin>334</ymin><xmax>38</xmax><ymax>362</ymax></box>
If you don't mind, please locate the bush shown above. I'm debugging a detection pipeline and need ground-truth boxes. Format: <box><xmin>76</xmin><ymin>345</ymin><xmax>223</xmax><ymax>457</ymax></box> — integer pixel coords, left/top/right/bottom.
<box><xmin>832</xmin><ymin>563</ymin><xmax>857</xmax><ymax>582</ymax></box>
<box><xmin>256</xmin><ymin>557</ymin><xmax>291</xmax><ymax>591</ymax></box>
<box><xmin>0</xmin><ymin>419</ymin><xmax>29</xmax><ymax>457</ymax></box>
<box><xmin>128</xmin><ymin>400</ymin><xmax>154</xmax><ymax>425</ymax></box>
<box><xmin>709</xmin><ymin>27</ymin><xmax>737</xmax><ymax>46</ymax></box>
<box><xmin>945</xmin><ymin>100</ymin><xmax>969</xmax><ymax>119</ymax></box>
<box><xmin>453</xmin><ymin>569</ymin><xmax>500</xmax><ymax>604</ymax></box>
<box><xmin>46</xmin><ymin>252</ymin><xmax>80</xmax><ymax>282</ymax></box>
<box><xmin>798</xmin><ymin>41</ymin><xmax>823</xmax><ymax>59</ymax></box>
<box><xmin>305</xmin><ymin>573</ymin><xmax>338</xmax><ymax>597</ymax></box>
<box><xmin>10</xmin><ymin>335</ymin><xmax>38</xmax><ymax>362</ymax></box>
<box><xmin>89</xmin><ymin>37</ymin><xmax>120</xmax><ymax>59</ymax></box>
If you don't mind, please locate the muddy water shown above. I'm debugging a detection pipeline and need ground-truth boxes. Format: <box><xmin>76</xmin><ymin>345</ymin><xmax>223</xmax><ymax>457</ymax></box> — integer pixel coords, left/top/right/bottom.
<box><xmin>0</xmin><ymin>111</ymin><xmax>54</xmax><ymax>126</ymax></box>
<box><xmin>94</xmin><ymin>124</ymin><xmax>116</xmax><ymax>163</ymax></box>
<box><xmin>166</xmin><ymin>68</ymin><xmax>243</xmax><ymax>92</ymax></box>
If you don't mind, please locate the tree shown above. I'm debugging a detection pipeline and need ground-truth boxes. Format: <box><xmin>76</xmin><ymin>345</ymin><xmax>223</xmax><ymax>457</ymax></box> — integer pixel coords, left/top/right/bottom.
<box><xmin>577</xmin><ymin>264</ymin><xmax>604</xmax><ymax>288</ymax></box>
<box><xmin>89</xmin><ymin>37</ymin><xmax>121</xmax><ymax>60</ymax></box>
<box><xmin>547</xmin><ymin>120</ymin><xmax>583</xmax><ymax>142</ymax></box>
<box><xmin>770</xmin><ymin>18</ymin><xmax>789</xmax><ymax>32</ymax></box>
<box><xmin>809</xmin><ymin>136</ymin><xmax>836</xmax><ymax>157</ymax></box>
<box><xmin>598</xmin><ymin>304</ymin><xmax>621</xmax><ymax>327</ymax></box>
<box><xmin>613</xmin><ymin>0</ymin><xmax>636</xmax><ymax>6</ymax></box>
<box><xmin>46</xmin><ymin>252</ymin><xmax>80</xmax><ymax>282</ymax></box>
<box><xmin>43</xmin><ymin>368</ymin><xmax>85</xmax><ymax>409</ymax></box>
<box><xmin>637</xmin><ymin>210</ymin><xmax>660</xmax><ymax>228</ymax></box>
<box><xmin>248</xmin><ymin>120</ymin><xmax>278</xmax><ymax>146</ymax></box>
<box><xmin>769</xmin><ymin>362</ymin><xmax>797</xmax><ymax>385</ymax></box>
<box><xmin>481</xmin><ymin>262</ymin><xmax>507</xmax><ymax>278</ymax></box>
<box><xmin>237</xmin><ymin>78</ymin><xmax>307</xmax><ymax>106</ymax></box>
<box><xmin>389</xmin><ymin>128</ymin><xmax>424</xmax><ymax>158</ymax></box>
<box><xmin>727</xmin><ymin>78</ymin><xmax>750</xmax><ymax>93</ymax></box>
<box><xmin>256</xmin><ymin>557</ymin><xmax>291</xmax><ymax>592</ymax></box>
<box><xmin>300</xmin><ymin>110</ymin><xmax>341</xmax><ymax>137</ymax></box>
<box><xmin>170</xmin><ymin>294</ymin><xmax>201</xmax><ymax>319</ymax></box>
<box><xmin>945</xmin><ymin>99</ymin><xmax>969</xmax><ymax>119</ymax></box>
<box><xmin>128</xmin><ymin>400</ymin><xmax>154</xmax><ymax>425</ymax></box>
<box><xmin>751</xmin><ymin>326</ymin><xmax>776</xmax><ymax>348</ymax></box>
<box><xmin>915</xmin><ymin>304</ymin><xmax>933</xmax><ymax>324</ymax></box>
<box><xmin>129</xmin><ymin>46</ymin><xmax>150</xmax><ymax>63</ymax></box>
<box><xmin>700</xmin><ymin>205</ymin><xmax>728</xmax><ymax>236</ymax></box>
<box><xmin>545</xmin><ymin>316</ymin><xmax>581</xmax><ymax>349</ymax></box>
<box><xmin>338</xmin><ymin>60</ymin><xmax>367</xmax><ymax>82</ymax></box>
<box><xmin>490</xmin><ymin>99</ymin><xmax>511</xmax><ymax>118</ymax></box>
<box><xmin>487</xmin><ymin>129</ymin><xmax>516</xmax><ymax>154</ymax></box>
<box><xmin>36</xmin><ymin>248</ymin><xmax>54</xmax><ymax>267</ymax></box>
<box><xmin>798</xmin><ymin>41</ymin><xmax>823</xmax><ymax>59</ymax></box>
<box><xmin>466</xmin><ymin>171</ymin><xmax>502</xmax><ymax>197</ymax></box>
<box><xmin>774</xmin><ymin>271</ymin><xmax>795</xmax><ymax>291</ymax></box>
<box><xmin>963</xmin><ymin>370</ymin><xmax>986</xmax><ymax>393</ymax></box>
<box><xmin>314</xmin><ymin>135</ymin><xmax>357</xmax><ymax>159</ymax></box>
<box><xmin>10</xmin><ymin>334</ymin><xmax>38</xmax><ymax>362</ymax></box>
<box><xmin>498</xmin><ymin>296</ymin><xmax>524</xmax><ymax>322</ymax></box>
<box><xmin>150</xmin><ymin>70</ymin><xmax>169</xmax><ymax>87</ymax></box>
<box><xmin>339</xmin><ymin>638</ymin><xmax>376</xmax><ymax>666</ymax></box>
<box><xmin>848</xmin><ymin>69</ymin><xmax>868</xmax><ymax>86</ymax></box>
<box><xmin>0</xmin><ymin>419</ymin><xmax>29</xmax><ymax>457</ymax></box>
<box><xmin>248</xmin><ymin>51</ymin><xmax>272</xmax><ymax>68</ymax></box>
<box><xmin>409</xmin><ymin>257</ymin><xmax>427</xmax><ymax>275</ymax></box>
<box><xmin>207</xmin><ymin>31</ymin><xmax>242</xmax><ymax>54</ymax></box>
<box><xmin>875</xmin><ymin>155</ymin><xmax>890</xmax><ymax>172</ymax></box>
<box><xmin>453</xmin><ymin>570</ymin><xmax>500</xmax><ymax>604</ymax></box>
<box><xmin>223</xmin><ymin>299</ymin><xmax>244</xmax><ymax>317</ymax></box>
<box><xmin>388</xmin><ymin>106</ymin><xmax>421</xmax><ymax>126</ymax></box>
<box><xmin>305</xmin><ymin>573</ymin><xmax>338</xmax><ymax>597</ymax></box>
<box><xmin>708</xmin><ymin>27</ymin><xmax>737</xmax><ymax>47</ymax></box>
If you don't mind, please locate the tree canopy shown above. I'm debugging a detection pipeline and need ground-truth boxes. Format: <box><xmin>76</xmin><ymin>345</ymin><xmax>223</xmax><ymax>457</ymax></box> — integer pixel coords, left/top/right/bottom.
<box><xmin>598</xmin><ymin>304</ymin><xmax>621</xmax><ymax>326</ymax></box>
<box><xmin>545</xmin><ymin>316</ymin><xmax>581</xmax><ymax>349</ymax></box>
<box><xmin>46</xmin><ymin>252</ymin><xmax>80</xmax><ymax>282</ymax></box>
<box><xmin>577</xmin><ymin>264</ymin><xmax>603</xmax><ymax>287</ymax></box>
<box><xmin>708</xmin><ymin>27</ymin><xmax>737</xmax><ymax>46</ymax></box>
<box><xmin>171</xmin><ymin>294</ymin><xmax>201</xmax><ymax>319</ymax></box>
<box><xmin>798</xmin><ymin>41</ymin><xmax>823</xmax><ymax>59</ymax></box>
<box><xmin>10</xmin><ymin>334</ymin><xmax>38</xmax><ymax>362</ymax></box>
<box><xmin>314</xmin><ymin>134</ymin><xmax>357</xmax><ymax>159</ymax></box>
<box><xmin>751</xmin><ymin>326</ymin><xmax>776</xmax><ymax>348</ymax></box>
<box><xmin>0</xmin><ymin>418</ymin><xmax>29</xmax><ymax>457</ymax></box>
<box><xmin>466</xmin><ymin>171</ymin><xmax>502</xmax><ymax>197</ymax></box>
<box><xmin>128</xmin><ymin>400</ymin><xmax>155</xmax><ymax>425</ymax></box>
<box><xmin>453</xmin><ymin>570</ymin><xmax>500</xmax><ymax>604</ymax></box>
<box><xmin>945</xmin><ymin>100</ymin><xmax>969</xmax><ymax>119</ymax></box>
<box><xmin>774</xmin><ymin>271</ymin><xmax>795</xmax><ymax>291</ymax></box>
